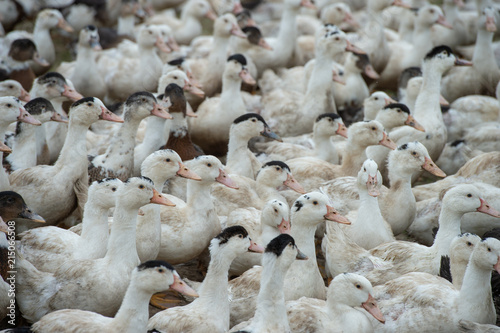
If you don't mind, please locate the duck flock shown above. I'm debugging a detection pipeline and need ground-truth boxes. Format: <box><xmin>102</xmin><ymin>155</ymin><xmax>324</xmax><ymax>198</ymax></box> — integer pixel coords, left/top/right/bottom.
<box><xmin>0</xmin><ymin>0</ymin><xmax>500</xmax><ymax>331</ymax></box>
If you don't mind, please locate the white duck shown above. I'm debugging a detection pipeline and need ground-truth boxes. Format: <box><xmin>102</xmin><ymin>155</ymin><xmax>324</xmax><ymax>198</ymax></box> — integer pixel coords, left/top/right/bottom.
<box><xmin>88</xmin><ymin>91</ymin><xmax>171</xmax><ymax>182</ymax></box>
<box><xmin>9</xmin><ymin>97</ymin><xmax>122</xmax><ymax>229</ymax></box>
<box><xmin>227</xmin><ymin>199</ymin><xmax>291</xmax><ymax>276</ymax></box>
<box><xmin>371</xmin><ymin>237</ymin><xmax>500</xmax><ymax>332</ymax></box>
<box><xmin>255</xmin><ymin>113</ymin><xmax>348</xmax><ymax>165</ymax></box>
<box><xmin>225</xmin><ymin>113</ymin><xmax>282</xmax><ymax>179</ymax></box>
<box><xmin>228</xmin><ymin>192</ymin><xmax>350</xmax><ymax>326</ymax></box>
<box><xmin>156</xmin><ymin>155</ymin><xmax>239</xmax><ymax>264</ymax></box>
<box><xmin>369</xmin><ymin>184</ymin><xmax>500</xmax><ymax>276</ymax></box>
<box><xmin>16</xmin><ymin>177</ymin><xmax>173</xmax><ymax>322</ymax></box>
<box><xmin>286</xmin><ymin>273</ymin><xmax>386</xmax><ymax>332</ymax></box>
<box><xmin>0</xmin><ymin>97</ymin><xmax>40</xmax><ymax>191</ymax></box>
<box><xmin>189</xmin><ymin>54</ymin><xmax>256</xmax><ymax>156</ymax></box>
<box><xmin>229</xmin><ymin>234</ymin><xmax>308</xmax><ymax>333</ymax></box>
<box><xmin>0</xmin><ymin>79</ymin><xmax>30</xmax><ymax>101</ymax></box>
<box><xmin>363</xmin><ymin>91</ymin><xmax>397</xmax><ymax>121</ymax></box>
<box><xmin>30</xmin><ymin>260</ymin><xmax>197</xmax><ymax>333</ymax></box>
<box><xmin>16</xmin><ymin>178</ymin><xmax>122</xmax><ymax>273</ymax></box>
<box><xmin>148</xmin><ymin>226</ymin><xmax>264</xmax><ymax>333</ymax></box>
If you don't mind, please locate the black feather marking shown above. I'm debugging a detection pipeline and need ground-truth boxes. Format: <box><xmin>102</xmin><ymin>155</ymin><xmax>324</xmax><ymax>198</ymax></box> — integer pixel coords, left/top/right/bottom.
<box><xmin>86</xmin><ymin>24</ymin><xmax>97</xmax><ymax>31</ymax></box>
<box><xmin>398</xmin><ymin>143</ymin><xmax>408</xmax><ymax>150</ymax></box>
<box><xmin>38</xmin><ymin>72</ymin><xmax>67</xmax><ymax>84</ymax></box>
<box><xmin>316</xmin><ymin>113</ymin><xmax>341</xmax><ymax>122</ymax></box>
<box><xmin>227</xmin><ymin>54</ymin><xmax>247</xmax><ymax>66</ymax></box>
<box><xmin>294</xmin><ymin>200</ymin><xmax>303</xmax><ymax>212</ymax></box>
<box><xmin>425</xmin><ymin>45</ymin><xmax>453</xmax><ymax>60</ymax></box>
<box><xmin>383</xmin><ymin>103</ymin><xmax>410</xmax><ymax>114</ymax></box>
<box><xmin>265</xmin><ymin>234</ymin><xmax>295</xmax><ymax>256</ymax></box>
<box><xmin>439</xmin><ymin>255</ymin><xmax>452</xmax><ymax>283</ymax></box>
<box><xmin>216</xmin><ymin>225</ymin><xmax>248</xmax><ymax>245</ymax></box>
<box><xmin>167</xmin><ymin>57</ymin><xmax>185</xmax><ymax>66</ymax></box>
<box><xmin>263</xmin><ymin>161</ymin><xmax>290</xmax><ymax>172</ymax></box>
<box><xmin>71</xmin><ymin>96</ymin><xmax>95</xmax><ymax>108</ymax></box>
<box><xmin>96</xmin><ymin>177</ymin><xmax>118</xmax><ymax>184</ymax></box>
<box><xmin>164</xmin><ymin>83</ymin><xmax>184</xmax><ymax>97</ymax></box>
<box><xmin>125</xmin><ymin>91</ymin><xmax>156</xmax><ymax>106</ymax></box>
<box><xmin>233</xmin><ymin>113</ymin><xmax>268</xmax><ymax>126</ymax></box>
<box><xmin>398</xmin><ymin>66</ymin><xmax>422</xmax><ymax>89</ymax></box>
<box><xmin>137</xmin><ymin>260</ymin><xmax>174</xmax><ymax>271</ymax></box>
<box><xmin>450</xmin><ymin>139</ymin><xmax>465</xmax><ymax>147</ymax></box>
<box><xmin>24</xmin><ymin>97</ymin><xmax>55</xmax><ymax>115</ymax></box>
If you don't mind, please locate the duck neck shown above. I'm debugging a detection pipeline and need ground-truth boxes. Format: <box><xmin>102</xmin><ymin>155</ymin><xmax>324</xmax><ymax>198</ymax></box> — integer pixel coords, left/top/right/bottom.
<box><xmin>54</xmin><ymin>120</ymin><xmax>89</xmax><ymax>171</ymax></box>
<box><xmin>341</xmin><ymin>140</ymin><xmax>367</xmax><ymax>176</ymax></box>
<box><xmin>253</xmin><ymin>255</ymin><xmax>289</xmax><ymax>329</ymax></box>
<box><xmin>139</xmin><ymin>45</ymin><xmax>162</xmax><ymax>75</ymax></box>
<box><xmin>9</xmin><ymin>123</ymin><xmax>37</xmax><ymax>170</ymax></box>
<box><xmin>79</xmin><ymin>198</ymin><xmax>110</xmax><ymax>253</ymax></box>
<box><xmin>357</xmin><ymin>189</ymin><xmax>384</xmax><ymax>227</ymax></box>
<box><xmin>105</xmin><ymin>114</ymin><xmax>143</xmax><ymax>160</ymax></box>
<box><xmin>450</xmin><ymin>254</ymin><xmax>469</xmax><ymax>289</ymax></box>
<box><xmin>105</xmin><ymin>201</ymin><xmax>140</xmax><ymax>265</ymax></box>
<box><xmin>142</xmin><ymin>117</ymin><xmax>167</xmax><ymax>148</ymax></box>
<box><xmin>260</xmin><ymin>223</ymin><xmax>281</xmax><ymax>246</ymax></box>
<box><xmin>444</xmin><ymin>2</ymin><xmax>459</xmax><ymax>22</ymax></box>
<box><xmin>414</xmin><ymin>61</ymin><xmax>442</xmax><ymax>119</ymax></box>
<box><xmin>117</xmin><ymin>15</ymin><xmax>135</xmax><ymax>36</ymax></box>
<box><xmin>412</xmin><ymin>22</ymin><xmax>433</xmax><ymax>62</ymax></box>
<box><xmin>168</xmin><ymin>112</ymin><xmax>188</xmax><ymax>139</ymax></box>
<box><xmin>186</xmin><ymin>179</ymin><xmax>214</xmax><ymax>213</ymax></box>
<box><xmin>112</xmin><ymin>280</ymin><xmax>152</xmax><ymax>333</ymax></box>
<box><xmin>313</xmin><ymin>134</ymin><xmax>338</xmax><ymax>164</ymax></box>
<box><xmin>0</xmin><ymin>123</ymin><xmax>10</xmax><ymax>189</ymax></box>
<box><xmin>457</xmin><ymin>260</ymin><xmax>493</xmax><ymax>319</ymax></box>
<box><xmin>302</xmin><ymin>56</ymin><xmax>337</xmax><ymax>121</ymax></box>
<box><xmin>274</xmin><ymin>5</ymin><xmax>299</xmax><ymax>58</ymax></box>
<box><xmin>227</xmin><ymin>133</ymin><xmax>252</xmax><ymax>164</ymax></box>
<box><xmin>431</xmin><ymin>206</ymin><xmax>463</xmax><ymax>258</ymax></box>
<box><xmin>33</xmin><ymin>23</ymin><xmax>55</xmax><ymax>63</ymax></box>
<box><xmin>472</xmin><ymin>29</ymin><xmax>496</xmax><ymax>74</ymax></box>
<box><xmin>290</xmin><ymin>219</ymin><xmax>319</xmax><ymax>258</ymax></box>
<box><xmin>220</xmin><ymin>75</ymin><xmax>242</xmax><ymax>102</ymax></box>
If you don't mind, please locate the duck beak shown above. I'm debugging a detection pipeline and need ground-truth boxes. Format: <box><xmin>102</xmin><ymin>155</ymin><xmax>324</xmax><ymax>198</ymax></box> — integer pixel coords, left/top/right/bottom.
<box><xmin>100</xmin><ymin>106</ymin><xmax>124</xmax><ymax>122</ymax></box>
<box><xmin>477</xmin><ymin>198</ymin><xmax>500</xmax><ymax>218</ymax></box>
<box><xmin>216</xmin><ymin>168</ymin><xmax>239</xmax><ymax>189</ymax></box>
<box><xmin>278</xmin><ymin>217</ymin><xmax>291</xmax><ymax>234</ymax></box>
<box><xmin>421</xmin><ymin>156</ymin><xmax>446</xmax><ymax>177</ymax></box>
<box><xmin>32</xmin><ymin>52</ymin><xmax>50</xmax><ymax>67</ymax></box>
<box><xmin>50</xmin><ymin>111</ymin><xmax>69</xmax><ymax>123</ymax></box>
<box><xmin>385</xmin><ymin>97</ymin><xmax>398</xmax><ymax>105</ymax></box>
<box><xmin>0</xmin><ymin>218</ymin><xmax>8</xmax><ymax>234</ymax></box>
<box><xmin>185</xmin><ymin>105</ymin><xmax>198</xmax><ymax>117</ymax></box>
<box><xmin>239</xmin><ymin>68</ymin><xmax>256</xmax><ymax>85</ymax></box>
<box><xmin>439</xmin><ymin>94</ymin><xmax>449</xmax><ymax>106</ymax></box>
<box><xmin>325</xmin><ymin>205</ymin><xmax>351</xmax><ymax>224</ymax></box>
<box><xmin>494</xmin><ymin>256</ymin><xmax>500</xmax><ymax>274</ymax></box>
<box><xmin>300</xmin><ymin>0</ymin><xmax>316</xmax><ymax>9</ymax></box>
<box><xmin>392</xmin><ymin>0</ymin><xmax>411</xmax><ymax>8</ymax></box>
<box><xmin>19</xmin><ymin>88</ymin><xmax>30</xmax><ymax>102</ymax></box>
<box><xmin>345</xmin><ymin>40</ymin><xmax>365</xmax><ymax>54</ymax></box>
<box><xmin>57</xmin><ymin>18</ymin><xmax>74</xmax><ymax>32</ymax></box>
<box><xmin>296</xmin><ymin>248</ymin><xmax>308</xmax><ymax>260</ymax></box>
<box><xmin>20</xmin><ymin>205</ymin><xmax>45</xmax><ymax>223</ymax></box>
<box><xmin>233</xmin><ymin>0</ymin><xmax>243</xmax><ymax>13</ymax></box>
<box><xmin>170</xmin><ymin>274</ymin><xmax>199</xmax><ymax>297</ymax></box>
<box><xmin>151</xmin><ymin>102</ymin><xmax>172</xmax><ymax>119</ymax></box>
<box><xmin>204</xmin><ymin>9</ymin><xmax>217</xmax><ymax>20</ymax></box>
<box><xmin>0</xmin><ymin>141</ymin><xmax>12</xmax><ymax>154</ymax></box>
<box><xmin>343</xmin><ymin>12</ymin><xmax>360</xmax><ymax>28</ymax></box>
<box><xmin>362</xmin><ymin>294</ymin><xmax>386</xmax><ymax>324</ymax></box>
<box><xmin>336</xmin><ymin>123</ymin><xmax>348</xmax><ymax>138</ymax></box>
<box><xmin>183</xmin><ymin>80</ymin><xmax>205</xmax><ymax>99</ymax></box>
<box><xmin>62</xmin><ymin>84</ymin><xmax>84</xmax><ymax>101</ymax></box>
<box><xmin>455</xmin><ymin>58</ymin><xmax>473</xmax><ymax>66</ymax></box>
<box><xmin>332</xmin><ymin>70</ymin><xmax>345</xmax><ymax>85</ymax></box>
<box><xmin>260</xmin><ymin>126</ymin><xmax>282</xmax><ymax>141</ymax></box>
<box><xmin>364</xmin><ymin>64</ymin><xmax>379</xmax><ymax>79</ymax></box>
<box><xmin>155</xmin><ymin>35</ymin><xmax>172</xmax><ymax>53</ymax></box>
<box><xmin>18</xmin><ymin>106</ymin><xmax>41</xmax><ymax>126</ymax></box>
<box><xmin>486</xmin><ymin>15</ymin><xmax>497</xmax><ymax>32</ymax></box>
<box><xmin>378</xmin><ymin>132</ymin><xmax>397</xmax><ymax>150</ymax></box>
<box><xmin>258</xmin><ymin>38</ymin><xmax>273</xmax><ymax>50</ymax></box>
<box><xmin>167</xmin><ymin>37</ymin><xmax>180</xmax><ymax>52</ymax></box>
<box><xmin>187</xmin><ymin>71</ymin><xmax>203</xmax><ymax>89</ymax></box>
<box><xmin>436</xmin><ymin>15</ymin><xmax>453</xmax><ymax>29</ymax></box>
<box><xmin>176</xmin><ymin>162</ymin><xmax>202</xmax><ymax>180</ymax></box>
<box><xmin>231</xmin><ymin>23</ymin><xmax>247</xmax><ymax>38</ymax></box>
<box><xmin>150</xmin><ymin>188</ymin><xmax>176</xmax><ymax>206</ymax></box>
<box><xmin>366</xmin><ymin>174</ymin><xmax>380</xmax><ymax>197</ymax></box>
<box><xmin>404</xmin><ymin>115</ymin><xmax>425</xmax><ymax>132</ymax></box>
<box><xmin>248</xmin><ymin>239</ymin><xmax>265</xmax><ymax>253</ymax></box>
<box><xmin>283</xmin><ymin>173</ymin><xmax>306</xmax><ymax>194</ymax></box>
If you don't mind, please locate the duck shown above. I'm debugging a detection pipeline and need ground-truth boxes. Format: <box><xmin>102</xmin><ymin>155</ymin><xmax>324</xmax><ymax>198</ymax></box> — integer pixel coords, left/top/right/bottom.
<box><xmin>156</xmin><ymin>155</ymin><xmax>239</xmax><ymax>264</ymax></box>
<box><xmin>16</xmin><ymin>177</ymin><xmax>174</xmax><ymax>323</ymax></box>
<box><xmin>229</xmin><ymin>234</ymin><xmax>308</xmax><ymax>333</ymax></box>
<box><xmin>30</xmin><ymin>260</ymin><xmax>198</xmax><ymax>333</ymax></box>
<box><xmin>225</xmin><ymin>113</ymin><xmax>281</xmax><ymax>179</ymax></box>
<box><xmin>441</xmin><ymin>7</ymin><xmax>499</xmax><ymax>103</ymax></box>
<box><xmin>371</xmin><ymin>237</ymin><xmax>500</xmax><ymax>332</ymax></box>
<box><xmin>255</xmin><ymin>113</ymin><xmax>348</xmax><ymax>165</ymax></box>
<box><xmin>5</xmin><ymin>98</ymin><xmax>65</xmax><ymax>172</ymax></box>
<box><xmin>147</xmin><ymin>226</ymin><xmax>264</xmax><ymax>333</ymax></box>
<box><xmin>16</xmin><ymin>178</ymin><xmax>123</xmax><ymax>273</ymax></box>
<box><xmin>158</xmin><ymin>83</ymin><xmax>204</xmax><ymax>161</ymax></box>
<box><xmin>190</xmin><ymin>54</ymin><xmax>256</xmax><ymax>156</ymax></box>
<box><xmin>226</xmin><ymin>199</ymin><xmax>291</xmax><ymax>276</ymax></box>
<box><xmin>285</xmin><ymin>120</ymin><xmax>396</xmax><ymax>191</ymax></box>
<box><xmin>340</xmin><ymin>159</ymin><xmax>395</xmax><ymax>250</ymax></box>
<box><xmin>0</xmin><ymin>97</ymin><xmax>40</xmax><ymax>191</ymax></box>
<box><xmin>9</xmin><ymin>97</ymin><xmax>122</xmax><ymax>229</ymax></box>
<box><xmin>369</xmin><ymin>184</ymin><xmax>500</xmax><ymax>276</ymax></box>
<box><xmin>0</xmin><ymin>191</ymin><xmax>44</xmax><ymax>321</ymax></box>
<box><xmin>286</xmin><ymin>273</ymin><xmax>386</xmax><ymax>333</ymax></box>
<box><xmin>0</xmin><ymin>79</ymin><xmax>30</xmax><ymax>101</ymax></box>
<box><xmin>88</xmin><ymin>92</ymin><xmax>171</xmax><ymax>183</ymax></box>
<box><xmin>229</xmin><ymin>192</ymin><xmax>350</xmax><ymax>326</ymax></box>
<box><xmin>389</xmin><ymin>45</ymin><xmax>472</xmax><ymax>171</ymax></box>
<box><xmin>430</xmin><ymin>0</ymin><xmax>468</xmax><ymax>49</ymax></box>
<box><xmin>362</xmin><ymin>91</ymin><xmax>398</xmax><ymax>121</ymax></box>
<box><xmin>211</xmin><ymin>160</ymin><xmax>305</xmax><ymax>217</ymax></box>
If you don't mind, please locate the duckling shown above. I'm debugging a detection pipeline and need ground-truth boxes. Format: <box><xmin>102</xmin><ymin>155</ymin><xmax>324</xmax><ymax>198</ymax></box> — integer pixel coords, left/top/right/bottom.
<box><xmin>229</xmin><ymin>234</ymin><xmax>307</xmax><ymax>333</ymax></box>
<box><xmin>88</xmin><ymin>92</ymin><xmax>170</xmax><ymax>183</ymax></box>
<box><xmin>148</xmin><ymin>226</ymin><xmax>264</xmax><ymax>333</ymax></box>
<box><xmin>30</xmin><ymin>260</ymin><xmax>197</xmax><ymax>333</ymax></box>
<box><xmin>16</xmin><ymin>177</ymin><xmax>174</xmax><ymax>322</ymax></box>
<box><xmin>9</xmin><ymin>97</ymin><xmax>122</xmax><ymax>229</ymax></box>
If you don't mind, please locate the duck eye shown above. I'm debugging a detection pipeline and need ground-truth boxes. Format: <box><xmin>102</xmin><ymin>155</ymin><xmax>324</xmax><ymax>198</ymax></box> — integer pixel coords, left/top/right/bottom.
<box><xmin>251</xmin><ymin>118</ymin><xmax>256</xmax><ymax>122</ymax></box>
<box><xmin>158</xmin><ymin>268</ymin><xmax>164</xmax><ymax>273</ymax></box>
<box><xmin>207</xmin><ymin>163</ymin><xmax>212</xmax><ymax>167</ymax></box>
<box><xmin>313</xmin><ymin>201</ymin><xmax>318</xmax><ymax>205</ymax></box>
<box><xmin>363</xmin><ymin>168</ymin><xmax>366</xmax><ymax>172</ymax></box>
<box><xmin>412</xmin><ymin>152</ymin><xmax>417</xmax><ymax>156</ymax></box>
<box><xmin>139</xmin><ymin>185</ymin><xmax>145</xmax><ymax>189</ymax></box>
<box><xmin>87</xmin><ymin>102</ymin><xmax>92</xmax><ymax>106</ymax></box>
<box><xmin>174</xmin><ymin>76</ymin><xmax>178</xmax><ymax>79</ymax></box>
<box><xmin>166</xmin><ymin>158</ymin><xmax>171</xmax><ymax>162</ymax></box>
<box><xmin>276</xmin><ymin>167</ymin><xmax>280</xmax><ymax>171</ymax></box>
<box><xmin>142</xmin><ymin>98</ymin><xmax>146</xmax><ymax>102</ymax></box>
<box><xmin>356</xmin><ymin>284</ymin><xmax>361</xmax><ymax>289</ymax></box>
<box><xmin>7</xmin><ymin>104</ymin><xmax>11</xmax><ymax>107</ymax></box>
<box><xmin>467</xmin><ymin>193</ymin><xmax>472</xmax><ymax>198</ymax></box>
<box><xmin>467</xmin><ymin>242</ymin><xmax>472</xmax><ymax>246</ymax></box>
<box><xmin>6</xmin><ymin>198</ymin><xmax>14</xmax><ymax>204</ymax></box>
<box><xmin>371</xmin><ymin>127</ymin><xmax>376</xmax><ymax>130</ymax></box>
<box><xmin>238</xmin><ymin>234</ymin><xmax>243</xmax><ymax>238</ymax></box>
<box><xmin>488</xmin><ymin>247</ymin><xmax>492</xmax><ymax>252</ymax></box>
<box><xmin>8</xmin><ymin>85</ymin><xmax>13</xmax><ymax>89</ymax></box>
<box><xmin>112</xmin><ymin>187</ymin><xmax>117</xmax><ymax>192</ymax></box>
<box><xmin>374</xmin><ymin>97</ymin><xmax>378</xmax><ymax>100</ymax></box>
<box><xmin>274</xmin><ymin>208</ymin><xmax>278</xmax><ymax>212</ymax></box>
<box><xmin>335</xmin><ymin>37</ymin><xmax>340</xmax><ymax>41</ymax></box>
